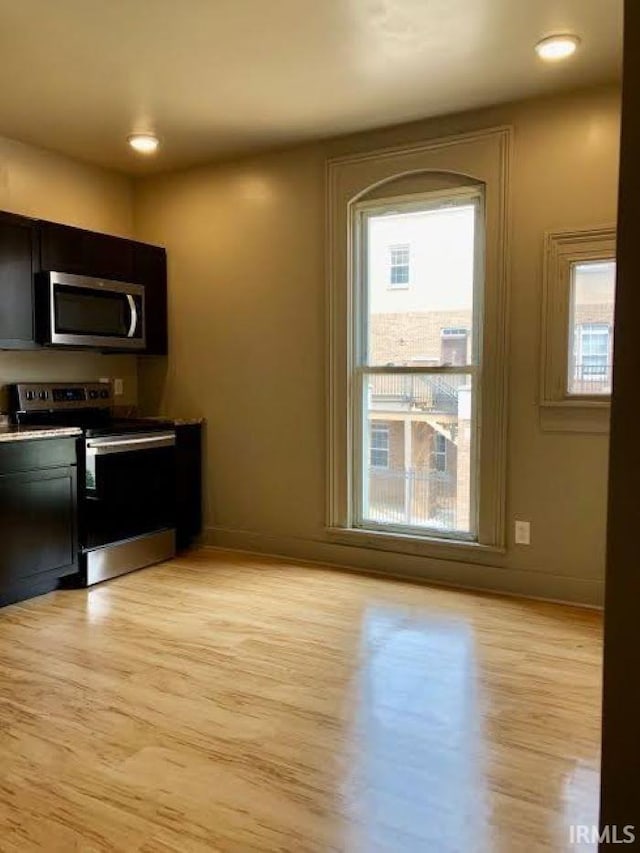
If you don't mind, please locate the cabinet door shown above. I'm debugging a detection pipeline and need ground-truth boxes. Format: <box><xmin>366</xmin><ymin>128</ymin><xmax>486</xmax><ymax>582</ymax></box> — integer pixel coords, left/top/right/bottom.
<box><xmin>0</xmin><ymin>212</ymin><xmax>38</xmax><ymax>347</ymax></box>
<box><xmin>40</xmin><ymin>222</ymin><xmax>134</xmax><ymax>281</ymax></box>
<box><xmin>176</xmin><ymin>423</ymin><xmax>202</xmax><ymax>550</ymax></box>
<box><xmin>89</xmin><ymin>231</ymin><xmax>134</xmax><ymax>280</ymax></box>
<box><xmin>134</xmin><ymin>243</ymin><xmax>168</xmax><ymax>354</ymax></box>
<box><xmin>0</xmin><ymin>466</ymin><xmax>78</xmax><ymax>585</ymax></box>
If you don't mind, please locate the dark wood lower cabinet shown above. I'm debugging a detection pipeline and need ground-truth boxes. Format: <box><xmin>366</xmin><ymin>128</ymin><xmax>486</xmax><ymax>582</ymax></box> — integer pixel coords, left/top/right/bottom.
<box><xmin>0</xmin><ymin>438</ymin><xmax>78</xmax><ymax>607</ymax></box>
<box><xmin>176</xmin><ymin>423</ymin><xmax>203</xmax><ymax>550</ymax></box>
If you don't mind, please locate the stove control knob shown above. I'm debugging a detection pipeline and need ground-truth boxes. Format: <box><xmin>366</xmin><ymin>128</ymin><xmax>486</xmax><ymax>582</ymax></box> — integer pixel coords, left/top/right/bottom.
<box><xmin>89</xmin><ymin>390</ymin><xmax>99</xmax><ymax>400</ymax></box>
<box><xmin>25</xmin><ymin>391</ymin><xmax>34</xmax><ymax>401</ymax></box>
<box><xmin>100</xmin><ymin>390</ymin><xmax>109</xmax><ymax>399</ymax></box>
<box><xmin>38</xmin><ymin>390</ymin><xmax>48</xmax><ymax>401</ymax></box>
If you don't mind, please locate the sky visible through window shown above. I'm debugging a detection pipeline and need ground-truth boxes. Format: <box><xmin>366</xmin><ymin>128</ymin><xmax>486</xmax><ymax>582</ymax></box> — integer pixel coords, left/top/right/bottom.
<box><xmin>368</xmin><ymin>204</ymin><xmax>475</xmax><ymax>367</ymax></box>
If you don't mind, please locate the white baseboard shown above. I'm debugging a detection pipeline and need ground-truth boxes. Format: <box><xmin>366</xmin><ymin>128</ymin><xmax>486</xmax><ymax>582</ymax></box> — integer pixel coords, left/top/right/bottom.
<box><xmin>201</xmin><ymin>525</ymin><xmax>604</xmax><ymax>609</ymax></box>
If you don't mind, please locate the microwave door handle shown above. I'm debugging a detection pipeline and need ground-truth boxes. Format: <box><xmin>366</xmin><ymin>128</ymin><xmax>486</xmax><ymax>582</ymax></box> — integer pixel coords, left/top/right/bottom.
<box><xmin>50</xmin><ymin>278</ymin><xmax>56</xmax><ymax>337</ymax></box>
<box><xmin>126</xmin><ymin>294</ymin><xmax>138</xmax><ymax>338</ymax></box>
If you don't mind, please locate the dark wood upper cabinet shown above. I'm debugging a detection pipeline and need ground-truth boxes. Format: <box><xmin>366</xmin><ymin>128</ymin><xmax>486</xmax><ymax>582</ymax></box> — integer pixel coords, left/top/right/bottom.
<box><xmin>0</xmin><ymin>211</ymin><xmax>39</xmax><ymax>349</ymax></box>
<box><xmin>40</xmin><ymin>222</ymin><xmax>167</xmax><ymax>353</ymax></box>
<box><xmin>0</xmin><ymin>215</ymin><xmax>168</xmax><ymax>354</ymax></box>
<box><xmin>40</xmin><ymin>221</ymin><xmax>134</xmax><ymax>282</ymax></box>
<box><xmin>133</xmin><ymin>242</ymin><xmax>168</xmax><ymax>355</ymax></box>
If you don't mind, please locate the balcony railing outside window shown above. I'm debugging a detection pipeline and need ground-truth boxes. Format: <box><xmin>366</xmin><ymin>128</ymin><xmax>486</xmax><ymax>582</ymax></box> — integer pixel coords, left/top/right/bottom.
<box><xmin>368</xmin><ymin>468</ymin><xmax>456</xmax><ymax>529</ymax></box>
<box><xmin>368</xmin><ymin>374</ymin><xmax>463</xmax><ymax>414</ymax></box>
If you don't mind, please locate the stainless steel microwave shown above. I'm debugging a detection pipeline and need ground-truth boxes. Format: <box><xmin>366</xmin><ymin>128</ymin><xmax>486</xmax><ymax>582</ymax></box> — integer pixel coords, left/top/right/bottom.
<box><xmin>40</xmin><ymin>271</ymin><xmax>146</xmax><ymax>350</ymax></box>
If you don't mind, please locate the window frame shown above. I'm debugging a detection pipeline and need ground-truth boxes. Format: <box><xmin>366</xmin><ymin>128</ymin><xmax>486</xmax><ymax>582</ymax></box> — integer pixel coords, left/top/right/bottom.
<box><xmin>352</xmin><ymin>186</ymin><xmax>483</xmax><ymax>542</ymax></box>
<box><xmin>540</xmin><ymin>226</ymin><xmax>616</xmax><ymax>431</ymax></box>
<box><xmin>326</xmin><ymin>127</ymin><xmax>511</xmax><ymax>559</ymax></box>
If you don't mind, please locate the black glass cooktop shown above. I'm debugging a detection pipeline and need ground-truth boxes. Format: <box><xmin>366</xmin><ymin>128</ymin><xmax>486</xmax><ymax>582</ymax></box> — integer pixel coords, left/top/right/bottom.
<box><xmin>84</xmin><ymin>418</ymin><xmax>175</xmax><ymax>438</ymax></box>
<box><xmin>14</xmin><ymin>409</ymin><xmax>175</xmax><ymax>437</ymax></box>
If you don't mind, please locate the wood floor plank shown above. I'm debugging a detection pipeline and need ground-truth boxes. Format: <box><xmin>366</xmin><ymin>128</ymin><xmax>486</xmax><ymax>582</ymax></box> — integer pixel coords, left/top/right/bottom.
<box><xmin>0</xmin><ymin>548</ymin><xmax>602</xmax><ymax>852</ymax></box>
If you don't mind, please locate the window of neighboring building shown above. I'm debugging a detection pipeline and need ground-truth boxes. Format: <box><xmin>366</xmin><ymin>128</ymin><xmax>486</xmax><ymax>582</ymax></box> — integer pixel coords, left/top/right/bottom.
<box><xmin>572</xmin><ymin>322</ymin><xmax>611</xmax><ymax>385</ymax></box>
<box><xmin>370</xmin><ymin>423</ymin><xmax>390</xmax><ymax>469</ymax></box>
<box><xmin>432</xmin><ymin>433</ymin><xmax>447</xmax><ymax>472</ymax></box>
<box><xmin>441</xmin><ymin>327</ymin><xmax>469</xmax><ymax>366</ymax></box>
<box><xmin>541</xmin><ymin>228</ymin><xmax>616</xmax><ymax>424</ymax></box>
<box><xmin>568</xmin><ymin>261</ymin><xmax>615</xmax><ymax>396</ymax></box>
<box><xmin>389</xmin><ymin>244</ymin><xmax>410</xmax><ymax>287</ymax></box>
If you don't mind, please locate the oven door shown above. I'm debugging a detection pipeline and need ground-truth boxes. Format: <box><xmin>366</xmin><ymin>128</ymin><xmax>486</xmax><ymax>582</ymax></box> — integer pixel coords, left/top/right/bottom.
<box><xmin>47</xmin><ymin>271</ymin><xmax>146</xmax><ymax>350</ymax></box>
<box><xmin>83</xmin><ymin>432</ymin><xmax>176</xmax><ymax>550</ymax></box>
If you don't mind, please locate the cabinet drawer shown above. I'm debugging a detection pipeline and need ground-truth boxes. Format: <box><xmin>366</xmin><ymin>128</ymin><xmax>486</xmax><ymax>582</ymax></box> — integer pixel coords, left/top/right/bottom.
<box><xmin>0</xmin><ymin>437</ymin><xmax>78</xmax><ymax>475</ymax></box>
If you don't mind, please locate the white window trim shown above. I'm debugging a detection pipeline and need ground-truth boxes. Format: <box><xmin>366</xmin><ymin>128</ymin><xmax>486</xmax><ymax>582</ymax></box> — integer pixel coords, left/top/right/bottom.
<box><xmin>326</xmin><ymin>127</ymin><xmax>512</xmax><ymax>558</ymax></box>
<box><xmin>540</xmin><ymin>226</ymin><xmax>616</xmax><ymax>433</ymax></box>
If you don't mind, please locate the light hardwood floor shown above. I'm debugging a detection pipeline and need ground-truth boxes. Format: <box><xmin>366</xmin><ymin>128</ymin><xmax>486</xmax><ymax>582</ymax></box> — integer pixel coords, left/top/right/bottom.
<box><xmin>0</xmin><ymin>548</ymin><xmax>602</xmax><ymax>852</ymax></box>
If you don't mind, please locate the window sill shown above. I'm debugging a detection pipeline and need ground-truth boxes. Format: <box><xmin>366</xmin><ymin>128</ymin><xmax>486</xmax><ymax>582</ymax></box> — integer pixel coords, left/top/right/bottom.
<box><xmin>326</xmin><ymin>525</ymin><xmax>506</xmax><ymax>563</ymax></box>
<box><xmin>539</xmin><ymin>400</ymin><xmax>610</xmax><ymax>433</ymax></box>
<box><xmin>540</xmin><ymin>398</ymin><xmax>610</xmax><ymax>409</ymax></box>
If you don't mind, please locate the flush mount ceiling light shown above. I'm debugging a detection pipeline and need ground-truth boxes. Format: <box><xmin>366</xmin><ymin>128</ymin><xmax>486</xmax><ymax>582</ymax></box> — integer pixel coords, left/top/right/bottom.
<box><xmin>535</xmin><ymin>34</ymin><xmax>580</xmax><ymax>62</ymax></box>
<box><xmin>127</xmin><ymin>133</ymin><xmax>160</xmax><ymax>154</ymax></box>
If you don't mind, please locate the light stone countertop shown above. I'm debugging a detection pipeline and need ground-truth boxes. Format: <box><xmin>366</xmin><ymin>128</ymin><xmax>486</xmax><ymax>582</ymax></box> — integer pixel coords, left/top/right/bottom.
<box><xmin>169</xmin><ymin>418</ymin><xmax>204</xmax><ymax>427</ymax></box>
<box><xmin>0</xmin><ymin>425</ymin><xmax>83</xmax><ymax>443</ymax></box>
<box><xmin>142</xmin><ymin>416</ymin><xmax>205</xmax><ymax>427</ymax></box>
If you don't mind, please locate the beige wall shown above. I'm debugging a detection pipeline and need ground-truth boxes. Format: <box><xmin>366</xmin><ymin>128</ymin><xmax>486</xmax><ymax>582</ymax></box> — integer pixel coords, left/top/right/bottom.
<box><xmin>134</xmin><ymin>85</ymin><xmax>620</xmax><ymax>605</ymax></box>
<box><xmin>0</xmin><ymin>134</ymin><xmax>138</xmax><ymax>407</ymax></box>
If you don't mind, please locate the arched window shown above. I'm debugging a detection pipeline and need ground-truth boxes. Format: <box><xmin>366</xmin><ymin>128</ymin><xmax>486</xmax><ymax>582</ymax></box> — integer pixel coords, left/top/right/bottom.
<box><xmin>328</xmin><ymin>129</ymin><xmax>510</xmax><ymax>553</ymax></box>
<box><xmin>353</xmin><ymin>181</ymin><xmax>482</xmax><ymax>535</ymax></box>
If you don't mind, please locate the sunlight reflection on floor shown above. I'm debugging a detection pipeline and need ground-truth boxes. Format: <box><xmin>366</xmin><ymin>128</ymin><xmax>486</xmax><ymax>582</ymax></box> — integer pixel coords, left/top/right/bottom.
<box><xmin>345</xmin><ymin>607</ymin><xmax>488</xmax><ymax>852</ymax></box>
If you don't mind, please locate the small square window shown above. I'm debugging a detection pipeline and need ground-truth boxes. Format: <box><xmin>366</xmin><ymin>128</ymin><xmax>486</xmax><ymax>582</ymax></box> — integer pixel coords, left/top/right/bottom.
<box><xmin>541</xmin><ymin>226</ymin><xmax>616</xmax><ymax>425</ymax></box>
<box><xmin>568</xmin><ymin>262</ymin><xmax>615</xmax><ymax>396</ymax></box>
<box><xmin>441</xmin><ymin>327</ymin><xmax>469</xmax><ymax>366</ymax></box>
<box><xmin>389</xmin><ymin>244</ymin><xmax>410</xmax><ymax>287</ymax></box>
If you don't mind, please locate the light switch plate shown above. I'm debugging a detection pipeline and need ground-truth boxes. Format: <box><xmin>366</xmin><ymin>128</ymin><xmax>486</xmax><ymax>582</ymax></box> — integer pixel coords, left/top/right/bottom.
<box><xmin>114</xmin><ymin>378</ymin><xmax>124</xmax><ymax>397</ymax></box>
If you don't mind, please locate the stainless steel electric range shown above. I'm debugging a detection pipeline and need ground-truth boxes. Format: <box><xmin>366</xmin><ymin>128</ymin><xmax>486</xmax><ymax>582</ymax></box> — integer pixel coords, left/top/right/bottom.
<box><xmin>10</xmin><ymin>382</ymin><xmax>176</xmax><ymax>586</ymax></box>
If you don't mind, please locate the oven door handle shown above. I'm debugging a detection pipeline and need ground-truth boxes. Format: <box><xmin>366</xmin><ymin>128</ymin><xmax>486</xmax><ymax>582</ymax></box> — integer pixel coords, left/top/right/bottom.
<box><xmin>127</xmin><ymin>294</ymin><xmax>138</xmax><ymax>338</ymax></box>
<box><xmin>86</xmin><ymin>433</ymin><xmax>176</xmax><ymax>456</ymax></box>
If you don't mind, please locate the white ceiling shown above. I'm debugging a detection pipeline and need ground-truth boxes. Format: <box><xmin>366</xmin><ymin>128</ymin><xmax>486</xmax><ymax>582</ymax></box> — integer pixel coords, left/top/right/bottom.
<box><xmin>0</xmin><ymin>0</ymin><xmax>623</xmax><ymax>174</ymax></box>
